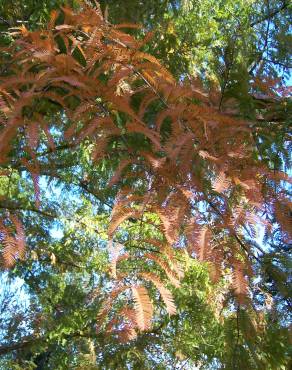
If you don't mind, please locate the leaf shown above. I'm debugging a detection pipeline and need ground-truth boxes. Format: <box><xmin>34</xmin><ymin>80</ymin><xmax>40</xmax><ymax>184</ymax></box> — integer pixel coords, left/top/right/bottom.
<box><xmin>140</xmin><ymin>272</ymin><xmax>176</xmax><ymax>315</ymax></box>
<box><xmin>0</xmin><ymin>214</ymin><xmax>25</xmax><ymax>268</ymax></box>
<box><xmin>21</xmin><ymin>159</ymin><xmax>40</xmax><ymax>208</ymax></box>
<box><xmin>232</xmin><ymin>260</ymin><xmax>249</xmax><ymax>304</ymax></box>
<box><xmin>197</xmin><ymin>226</ymin><xmax>211</xmax><ymax>262</ymax></box>
<box><xmin>108</xmin><ymin>159</ymin><xmax>133</xmax><ymax>187</ymax></box>
<box><xmin>114</xmin><ymin>23</ymin><xmax>142</xmax><ymax>30</ymax></box>
<box><xmin>117</xmin><ymin>324</ymin><xmax>137</xmax><ymax>343</ymax></box>
<box><xmin>144</xmin><ymin>253</ymin><xmax>181</xmax><ymax>288</ymax></box>
<box><xmin>156</xmin><ymin>208</ymin><xmax>180</xmax><ymax>245</ymax></box>
<box><xmin>108</xmin><ymin>240</ymin><xmax>125</xmax><ymax>278</ymax></box>
<box><xmin>50</xmin><ymin>253</ymin><xmax>56</xmax><ymax>265</ymax></box>
<box><xmin>132</xmin><ymin>286</ymin><xmax>153</xmax><ymax>331</ymax></box>
<box><xmin>212</xmin><ymin>171</ymin><xmax>230</xmax><ymax>193</ymax></box>
<box><xmin>1</xmin><ymin>232</ymin><xmax>16</xmax><ymax>268</ymax></box>
<box><xmin>198</xmin><ymin>150</ymin><xmax>219</xmax><ymax>163</ymax></box>
<box><xmin>10</xmin><ymin>215</ymin><xmax>25</xmax><ymax>260</ymax></box>
<box><xmin>108</xmin><ymin>209</ymin><xmax>141</xmax><ymax>237</ymax></box>
<box><xmin>55</xmin><ymin>25</ymin><xmax>75</xmax><ymax>31</ymax></box>
<box><xmin>127</xmin><ymin>121</ymin><xmax>161</xmax><ymax>150</ymax></box>
<box><xmin>26</xmin><ymin>122</ymin><xmax>40</xmax><ymax>151</ymax></box>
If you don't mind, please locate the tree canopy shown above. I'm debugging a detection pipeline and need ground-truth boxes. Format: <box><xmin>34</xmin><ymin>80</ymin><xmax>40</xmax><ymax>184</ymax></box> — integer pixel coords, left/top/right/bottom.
<box><xmin>0</xmin><ymin>1</ymin><xmax>291</xmax><ymax>369</ymax></box>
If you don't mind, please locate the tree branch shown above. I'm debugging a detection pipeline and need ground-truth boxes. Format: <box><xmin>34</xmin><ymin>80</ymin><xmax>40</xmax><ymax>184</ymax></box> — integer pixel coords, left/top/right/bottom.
<box><xmin>250</xmin><ymin>1</ymin><xmax>290</xmax><ymax>27</ymax></box>
<box><xmin>0</xmin><ymin>203</ymin><xmax>57</xmax><ymax>219</ymax></box>
<box><xmin>0</xmin><ymin>337</ymin><xmax>41</xmax><ymax>355</ymax></box>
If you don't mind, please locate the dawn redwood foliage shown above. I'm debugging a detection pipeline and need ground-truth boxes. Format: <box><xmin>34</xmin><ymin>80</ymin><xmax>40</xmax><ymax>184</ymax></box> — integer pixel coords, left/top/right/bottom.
<box><xmin>0</xmin><ymin>1</ymin><xmax>291</xmax><ymax>341</ymax></box>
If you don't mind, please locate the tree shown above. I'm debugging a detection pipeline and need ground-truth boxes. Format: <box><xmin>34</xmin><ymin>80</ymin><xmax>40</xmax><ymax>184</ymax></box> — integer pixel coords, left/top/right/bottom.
<box><xmin>0</xmin><ymin>2</ymin><xmax>290</xmax><ymax>369</ymax></box>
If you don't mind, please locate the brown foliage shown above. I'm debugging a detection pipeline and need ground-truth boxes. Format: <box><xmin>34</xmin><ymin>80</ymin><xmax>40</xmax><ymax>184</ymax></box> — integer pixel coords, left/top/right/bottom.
<box><xmin>0</xmin><ymin>213</ymin><xmax>25</xmax><ymax>268</ymax></box>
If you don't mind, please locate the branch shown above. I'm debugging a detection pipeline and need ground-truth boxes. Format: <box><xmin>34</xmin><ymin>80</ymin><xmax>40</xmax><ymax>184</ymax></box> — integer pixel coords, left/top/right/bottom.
<box><xmin>249</xmin><ymin>2</ymin><xmax>271</xmax><ymax>76</ymax></box>
<box><xmin>232</xmin><ymin>305</ymin><xmax>241</xmax><ymax>369</ymax></box>
<box><xmin>0</xmin><ymin>337</ymin><xmax>41</xmax><ymax>355</ymax></box>
<box><xmin>77</xmin><ymin>180</ymin><xmax>113</xmax><ymax>209</ymax></box>
<box><xmin>263</xmin><ymin>58</ymin><xmax>292</xmax><ymax>69</ymax></box>
<box><xmin>2</xmin><ymin>165</ymin><xmax>114</xmax><ymax>210</ymax></box>
<box><xmin>250</xmin><ymin>1</ymin><xmax>290</xmax><ymax>27</ymax></box>
<box><xmin>0</xmin><ymin>329</ymin><xmax>94</xmax><ymax>356</ymax></box>
<box><xmin>0</xmin><ymin>203</ymin><xmax>57</xmax><ymax>219</ymax></box>
<box><xmin>0</xmin><ymin>17</ymin><xmax>12</xmax><ymax>27</ymax></box>
<box><xmin>218</xmin><ymin>30</ymin><xmax>240</xmax><ymax>110</ymax></box>
<box><xmin>205</xmin><ymin>197</ymin><xmax>262</xmax><ymax>262</ymax></box>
